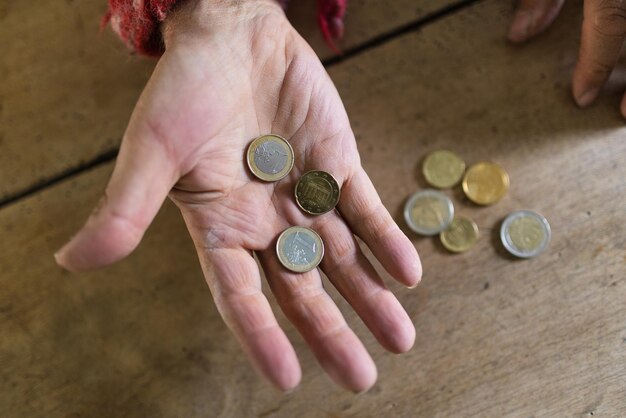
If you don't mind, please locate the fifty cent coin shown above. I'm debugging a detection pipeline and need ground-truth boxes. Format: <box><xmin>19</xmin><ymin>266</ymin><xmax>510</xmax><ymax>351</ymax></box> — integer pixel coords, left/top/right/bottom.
<box><xmin>404</xmin><ymin>189</ymin><xmax>454</xmax><ymax>236</ymax></box>
<box><xmin>246</xmin><ymin>134</ymin><xmax>294</xmax><ymax>182</ymax></box>
<box><xmin>500</xmin><ymin>210</ymin><xmax>551</xmax><ymax>258</ymax></box>
<box><xmin>440</xmin><ymin>216</ymin><xmax>479</xmax><ymax>253</ymax></box>
<box><xmin>295</xmin><ymin>170</ymin><xmax>341</xmax><ymax>215</ymax></box>
<box><xmin>422</xmin><ymin>150</ymin><xmax>466</xmax><ymax>189</ymax></box>
<box><xmin>276</xmin><ymin>226</ymin><xmax>324</xmax><ymax>273</ymax></box>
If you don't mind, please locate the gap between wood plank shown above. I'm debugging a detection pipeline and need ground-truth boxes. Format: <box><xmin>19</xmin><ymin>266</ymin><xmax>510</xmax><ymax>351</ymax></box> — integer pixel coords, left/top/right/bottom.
<box><xmin>0</xmin><ymin>0</ymin><xmax>482</xmax><ymax>209</ymax></box>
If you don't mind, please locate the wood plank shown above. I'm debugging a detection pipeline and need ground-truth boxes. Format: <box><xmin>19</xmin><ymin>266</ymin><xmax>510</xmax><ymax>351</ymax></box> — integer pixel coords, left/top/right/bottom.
<box><xmin>1</xmin><ymin>0</ymin><xmax>625</xmax><ymax>416</ymax></box>
<box><xmin>0</xmin><ymin>0</ymin><xmax>461</xmax><ymax>201</ymax></box>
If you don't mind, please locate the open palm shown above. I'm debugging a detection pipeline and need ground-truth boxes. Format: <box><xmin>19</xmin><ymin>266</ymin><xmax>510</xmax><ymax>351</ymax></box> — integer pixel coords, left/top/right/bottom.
<box><xmin>56</xmin><ymin>1</ymin><xmax>421</xmax><ymax>392</ymax></box>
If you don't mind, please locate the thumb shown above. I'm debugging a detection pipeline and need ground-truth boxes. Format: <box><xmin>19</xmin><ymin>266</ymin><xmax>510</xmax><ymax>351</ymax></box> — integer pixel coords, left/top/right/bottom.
<box><xmin>55</xmin><ymin>129</ymin><xmax>178</xmax><ymax>272</ymax></box>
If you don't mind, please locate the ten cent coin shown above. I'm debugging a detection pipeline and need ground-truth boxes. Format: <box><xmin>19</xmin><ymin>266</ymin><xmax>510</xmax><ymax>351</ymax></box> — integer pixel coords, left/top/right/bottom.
<box><xmin>422</xmin><ymin>150</ymin><xmax>466</xmax><ymax>189</ymax></box>
<box><xmin>500</xmin><ymin>210</ymin><xmax>551</xmax><ymax>258</ymax></box>
<box><xmin>404</xmin><ymin>189</ymin><xmax>455</xmax><ymax>236</ymax></box>
<box><xmin>462</xmin><ymin>162</ymin><xmax>510</xmax><ymax>205</ymax></box>
<box><xmin>246</xmin><ymin>134</ymin><xmax>294</xmax><ymax>182</ymax></box>
<box><xmin>276</xmin><ymin>226</ymin><xmax>324</xmax><ymax>273</ymax></box>
<box><xmin>295</xmin><ymin>171</ymin><xmax>341</xmax><ymax>215</ymax></box>
<box><xmin>440</xmin><ymin>216</ymin><xmax>479</xmax><ymax>253</ymax></box>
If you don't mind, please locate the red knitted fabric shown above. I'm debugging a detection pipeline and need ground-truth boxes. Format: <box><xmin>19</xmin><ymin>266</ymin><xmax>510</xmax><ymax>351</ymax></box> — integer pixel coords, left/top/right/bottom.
<box><xmin>103</xmin><ymin>0</ymin><xmax>347</xmax><ymax>56</ymax></box>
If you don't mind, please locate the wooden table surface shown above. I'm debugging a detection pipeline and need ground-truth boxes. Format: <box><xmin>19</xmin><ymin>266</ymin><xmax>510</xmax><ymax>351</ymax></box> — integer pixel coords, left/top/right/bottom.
<box><xmin>1</xmin><ymin>0</ymin><xmax>625</xmax><ymax>417</ymax></box>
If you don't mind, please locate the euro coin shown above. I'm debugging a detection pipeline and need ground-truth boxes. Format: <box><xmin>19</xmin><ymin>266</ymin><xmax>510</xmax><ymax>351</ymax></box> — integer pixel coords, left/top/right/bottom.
<box><xmin>440</xmin><ymin>216</ymin><xmax>479</xmax><ymax>253</ymax></box>
<box><xmin>246</xmin><ymin>134</ymin><xmax>294</xmax><ymax>182</ymax></box>
<box><xmin>295</xmin><ymin>171</ymin><xmax>340</xmax><ymax>215</ymax></box>
<box><xmin>422</xmin><ymin>150</ymin><xmax>466</xmax><ymax>189</ymax></box>
<box><xmin>404</xmin><ymin>189</ymin><xmax>454</xmax><ymax>236</ymax></box>
<box><xmin>276</xmin><ymin>226</ymin><xmax>324</xmax><ymax>273</ymax></box>
<box><xmin>462</xmin><ymin>162</ymin><xmax>509</xmax><ymax>205</ymax></box>
<box><xmin>500</xmin><ymin>210</ymin><xmax>551</xmax><ymax>258</ymax></box>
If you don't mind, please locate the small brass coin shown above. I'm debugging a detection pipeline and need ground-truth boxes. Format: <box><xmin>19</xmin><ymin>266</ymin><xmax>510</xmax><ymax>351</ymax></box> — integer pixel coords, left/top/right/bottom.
<box><xmin>462</xmin><ymin>162</ymin><xmax>509</xmax><ymax>205</ymax></box>
<box><xmin>246</xmin><ymin>134</ymin><xmax>294</xmax><ymax>182</ymax></box>
<box><xmin>500</xmin><ymin>210</ymin><xmax>551</xmax><ymax>258</ymax></box>
<box><xmin>422</xmin><ymin>150</ymin><xmax>466</xmax><ymax>189</ymax></box>
<box><xmin>404</xmin><ymin>189</ymin><xmax>455</xmax><ymax>236</ymax></box>
<box><xmin>276</xmin><ymin>226</ymin><xmax>324</xmax><ymax>273</ymax></box>
<box><xmin>440</xmin><ymin>216</ymin><xmax>479</xmax><ymax>253</ymax></box>
<box><xmin>295</xmin><ymin>171</ymin><xmax>341</xmax><ymax>215</ymax></box>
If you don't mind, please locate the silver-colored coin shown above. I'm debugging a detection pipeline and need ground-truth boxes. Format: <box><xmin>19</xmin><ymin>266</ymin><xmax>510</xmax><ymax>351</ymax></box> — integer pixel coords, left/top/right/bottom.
<box><xmin>276</xmin><ymin>226</ymin><xmax>324</xmax><ymax>273</ymax></box>
<box><xmin>500</xmin><ymin>210</ymin><xmax>551</xmax><ymax>258</ymax></box>
<box><xmin>246</xmin><ymin>134</ymin><xmax>294</xmax><ymax>182</ymax></box>
<box><xmin>404</xmin><ymin>189</ymin><xmax>455</xmax><ymax>236</ymax></box>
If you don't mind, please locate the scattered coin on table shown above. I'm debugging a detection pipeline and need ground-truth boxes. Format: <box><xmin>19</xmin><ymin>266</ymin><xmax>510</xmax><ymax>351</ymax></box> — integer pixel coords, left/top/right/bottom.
<box><xmin>440</xmin><ymin>216</ymin><xmax>479</xmax><ymax>253</ymax></box>
<box><xmin>276</xmin><ymin>226</ymin><xmax>324</xmax><ymax>273</ymax></box>
<box><xmin>246</xmin><ymin>134</ymin><xmax>294</xmax><ymax>181</ymax></box>
<box><xmin>422</xmin><ymin>149</ymin><xmax>466</xmax><ymax>189</ymax></box>
<box><xmin>500</xmin><ymin>210</ymin><xmax>551</xmax><ymax>258</ymax></box>
<box><xmin>404</xmin><ymin>189</ymin><xmax>455</xmax><ymax>236</ymax></box>
<box><xmin>295</xmin><ymin>170</ymin><xmax>341</xmax><ymax>215</ymax></box>
<box><xmin>462</xmin><ymin>161</ymin><xmax>510</xmax><ymax>205</ymax></box>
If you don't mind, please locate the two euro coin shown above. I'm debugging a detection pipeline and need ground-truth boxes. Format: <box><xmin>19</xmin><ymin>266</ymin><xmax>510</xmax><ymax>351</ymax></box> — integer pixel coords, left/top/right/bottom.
<box><xmin>404</xmin><ymin>190</ymin><xmax>454</xmax><ymax>236</ymax></box>
<box><xmin>500</xmin><ymin>210</ymin><xmax>551</xmax><ymax>258</ymax></box>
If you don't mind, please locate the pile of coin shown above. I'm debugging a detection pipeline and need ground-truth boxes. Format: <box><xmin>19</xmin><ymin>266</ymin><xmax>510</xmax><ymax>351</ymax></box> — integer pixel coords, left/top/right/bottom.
<box><xmin>405</xmin><ymin>150</ymin><xmax>550</xmax><ymax>257</ymax></box>
<box><xmin>247</xmin><ymin>134</ymin><xmax>341</xmax><ymax>273</ymax></box>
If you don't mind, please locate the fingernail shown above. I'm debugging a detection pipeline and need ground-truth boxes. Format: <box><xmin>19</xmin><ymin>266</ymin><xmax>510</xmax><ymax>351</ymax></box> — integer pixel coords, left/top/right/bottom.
<box><xmin>575</xmin><ymin>88</ymin><xmax>599</xmax><ymax>108</ymax></box>
<box><xmin>407</xmin><ymin>281</ymin><xmax>420</xmax><ymax>289</ymax></box>
<box><xmin>508</xmin><ymin>12</ymin><xmax>532</xmax><ymax>43</ymax></box>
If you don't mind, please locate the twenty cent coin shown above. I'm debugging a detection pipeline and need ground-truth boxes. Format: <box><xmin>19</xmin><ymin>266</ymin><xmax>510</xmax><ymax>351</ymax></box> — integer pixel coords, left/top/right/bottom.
<box><xmin>295</xmin><ymin>171</ymin><xmax>341</xmax><ymax>215</ymax></box>
<box><xmin>462</xmin><ymin>162</ymin><xmax>510</xmax><ymax>205</ymax></box>
<box><xmin>500</xmin><ymin>210</ymin><xmax>551</xmax><ymax>258</ymax></box>
<box><xmin>440</xmin><ymin>216</ymin><xmax>479</xmax><ymax>253</ymax></box>
<box><xmin>404</xmin><ymin>189</ymin><xmax>455</xmax><ymax>236</ymax></box>
<box><xmin>422</xmin><ymin>150</ymin><xmax>466</xmax><ymax>189</ymax></box>
<box><xmin>246</xmin><ymin>134</ymin><xmax>294</xmax><ymax>182</ymax></box>
<box><xmin>276</xmin><ymin>226</ymin><xmax>324</xmax><ymax>273</ymax></box>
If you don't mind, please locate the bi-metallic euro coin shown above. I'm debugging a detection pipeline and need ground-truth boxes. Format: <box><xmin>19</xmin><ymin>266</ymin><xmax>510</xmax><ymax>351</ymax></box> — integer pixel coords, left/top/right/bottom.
<box><xmin>246</xmin><ymin>134</ymin><xmax>294</xmax><ymax>182</ymax></box>
<box><xmin>440</xmin><ymin>216</ymin><xmax>479</xmax><ymax>253</ymax></box>
<box><xmin>404</xmin><ymin>189</ymin><xmax>455</xmax><ymax>236</ymax></box>
<box><xmin>500</xmin><ymin>210</ymin><xmax>551</xmax><ymax>258</ymax></box>
<box><xmin>422</xmin><ymin>150</ymin><xmax>466</xmax><ymax>189</ymax></box>
<box><xmin>462</xmin><ymin>162</ymin><xmax>509</xmax><ymax>205</ymax></box>
<box><xmin>295</xmin><ymin>171</ymin><xmax>340</xmax><ymax>215</ymax></box>
<box><xmin>276</xmin><ymin>226</ymin><xmax>324</xmax><ymax>273</ymax></box>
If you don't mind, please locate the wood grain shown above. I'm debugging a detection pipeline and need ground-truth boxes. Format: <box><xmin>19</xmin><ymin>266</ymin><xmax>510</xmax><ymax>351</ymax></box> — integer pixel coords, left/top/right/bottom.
<box><xmin>0</xmin><ymin>0</ymin><xmax>461</xmax><ymax>202</ymax></box>
<box><xmin>0</xmin><ymin>0</ymin><xmax>625</xmax><ymax>416</ymax></box>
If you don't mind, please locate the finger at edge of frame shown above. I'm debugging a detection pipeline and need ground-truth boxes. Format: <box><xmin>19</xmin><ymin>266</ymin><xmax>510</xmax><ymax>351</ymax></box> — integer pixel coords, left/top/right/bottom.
<box><xmin>508</xmin><ymin>0</ymin><xmax>565</xmax><ymax>43</ymax></box>
<box><xmin>572</xmin><ymin>0</ymin><xmax>626</xmax><ymax>107</ymax></box>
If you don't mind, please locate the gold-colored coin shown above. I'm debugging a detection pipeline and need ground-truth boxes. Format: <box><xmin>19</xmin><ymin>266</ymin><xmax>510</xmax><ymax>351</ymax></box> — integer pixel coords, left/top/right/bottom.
<box><xmin>295</xmin><ymin>171</ymin><xmax>341</xmax><ymax>215</ymax></box>
<box><xmin>246</xmin><ymin>134</ymin><xmax>294</xmax><ymax>182</ymax></box>
<box><xmin>422</xmin><ymin>150</ymin><xmax>466</xmax><ymax>189</ymax></box>
<box><xmin>462</xmin><ymin>162</ymin><xmax>509</xmax><ymax>205</ymax></box>
<box><xmin>440</xmin><ymin>216</ymin><xmax>479</xmax><ymax>253</ymax></box>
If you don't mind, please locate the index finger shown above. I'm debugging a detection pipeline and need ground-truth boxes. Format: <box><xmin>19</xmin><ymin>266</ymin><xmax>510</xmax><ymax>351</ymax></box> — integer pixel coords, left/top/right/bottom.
<box><xmin>573</xmin><ymin>0</ymin><xmax>626</xmax><ymax>107</ymax></box>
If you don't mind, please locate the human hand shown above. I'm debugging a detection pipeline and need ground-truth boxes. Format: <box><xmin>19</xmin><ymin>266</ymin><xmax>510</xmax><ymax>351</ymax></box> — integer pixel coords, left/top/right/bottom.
<box><xmin>508</xmin><ymin>0</ymin><xmax>626</xmax><ymax>116</ymax></box>
<box><xmin>54</xmin><ymin>0</ymin><xmax>422</xmax><ymax>392</ymax></box>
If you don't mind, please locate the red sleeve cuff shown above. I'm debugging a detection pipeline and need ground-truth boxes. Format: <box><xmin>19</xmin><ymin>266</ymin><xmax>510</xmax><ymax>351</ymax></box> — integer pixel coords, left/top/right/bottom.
<box><xmin>102</xmin><ymin>0</ymin><xmax>179</xmax><ymax>57</ymax></box>
<box><xmin>102</xmin><ymin>0</ymin><xmax>347</xmax><ymax>57</ymax></box>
